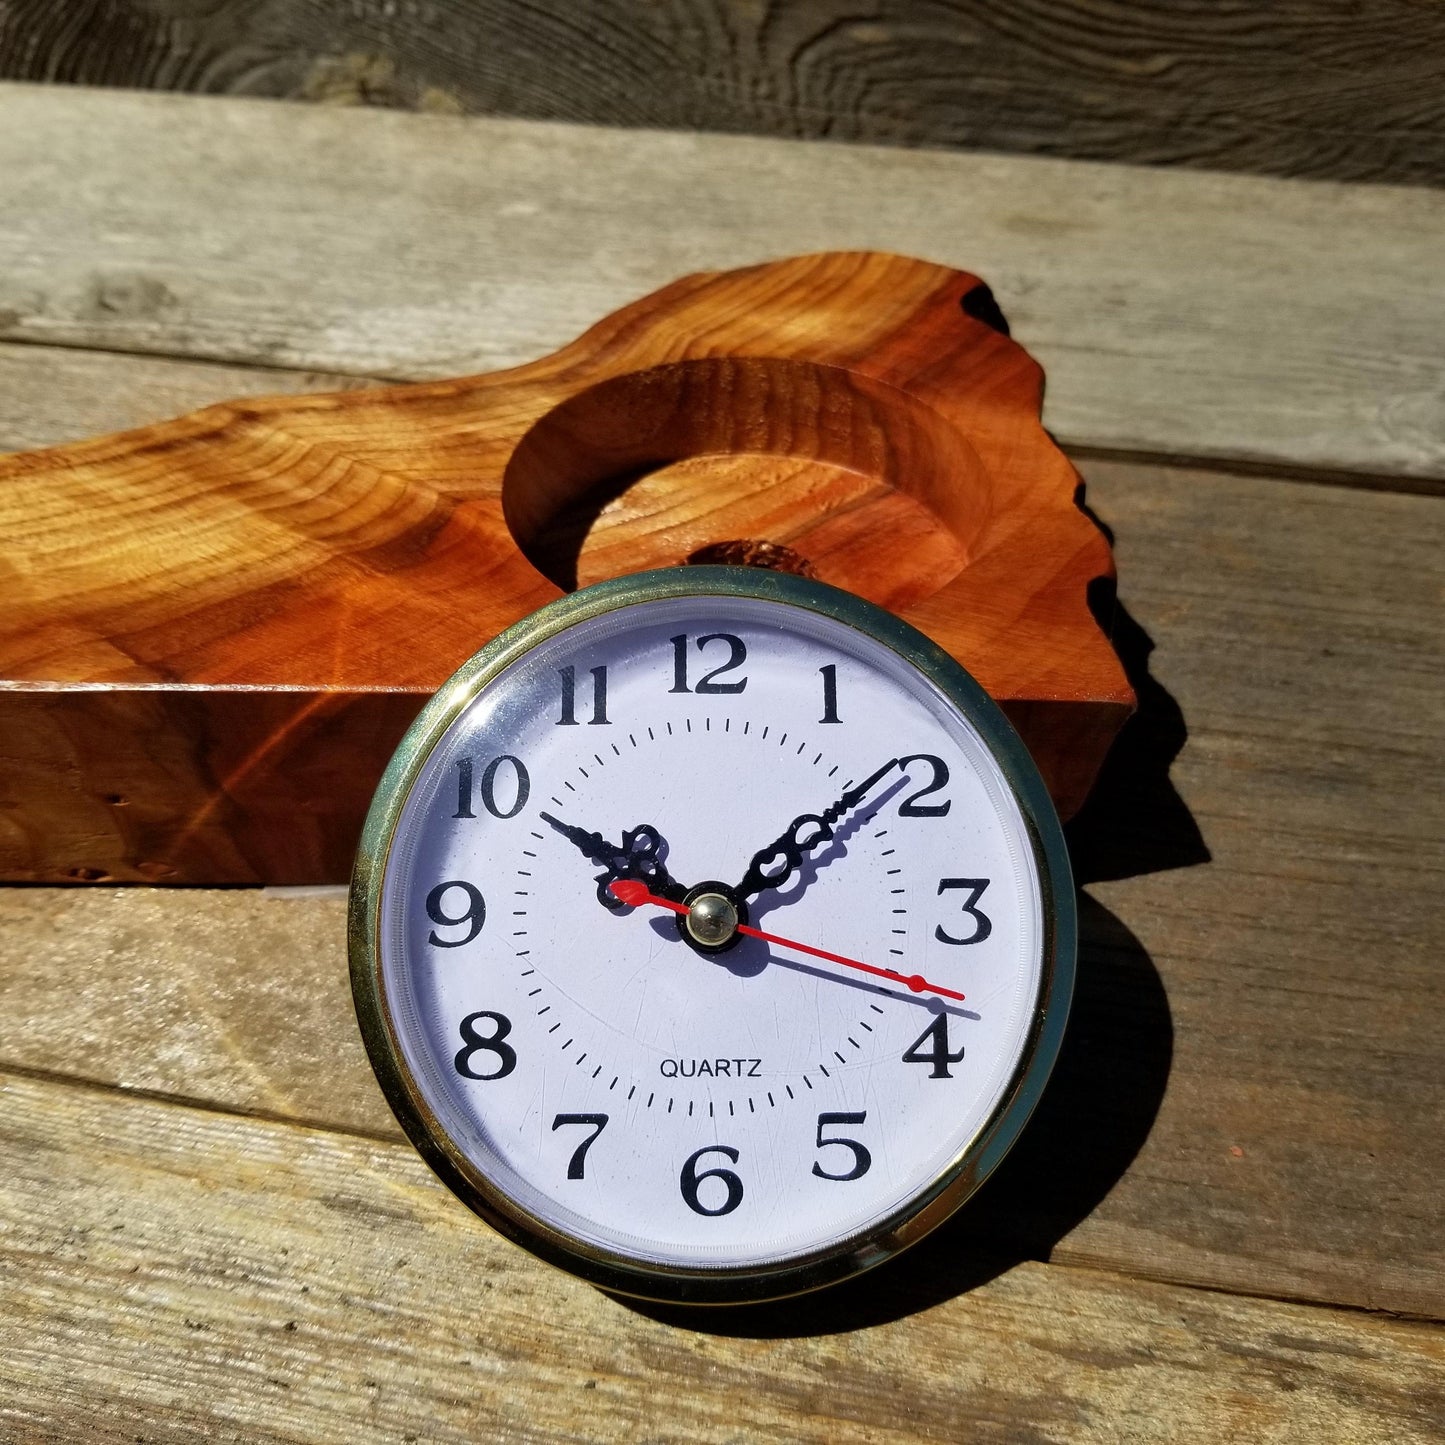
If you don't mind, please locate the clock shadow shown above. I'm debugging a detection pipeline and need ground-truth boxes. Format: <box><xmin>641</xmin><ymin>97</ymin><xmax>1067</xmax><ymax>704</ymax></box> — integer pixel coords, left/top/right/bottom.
<box><xmin>618</xmin><ymin>588</ymin><xmax>1209</xmax><ymax>1339</ymax></box>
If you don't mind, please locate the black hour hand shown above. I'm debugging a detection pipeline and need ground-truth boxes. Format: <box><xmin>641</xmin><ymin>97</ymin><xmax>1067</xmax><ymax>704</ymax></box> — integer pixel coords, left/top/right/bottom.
<box><xmin>540</xmin><ymin>811</ymin><xmax>686</xmax><ymax>910</ymax></box>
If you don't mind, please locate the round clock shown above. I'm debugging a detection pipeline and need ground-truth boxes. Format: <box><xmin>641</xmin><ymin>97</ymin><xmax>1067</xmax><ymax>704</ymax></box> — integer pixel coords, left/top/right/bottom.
<box><xmin>349</xmin><ymin>566</ymin><xmax>1073</xmax><ymax>1303</ymax></box>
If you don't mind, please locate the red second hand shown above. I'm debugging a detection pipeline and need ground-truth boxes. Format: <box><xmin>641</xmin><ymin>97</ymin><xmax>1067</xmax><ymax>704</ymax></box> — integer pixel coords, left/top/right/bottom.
<box><xmin>608</xmin><ymin>879</ymin><xmax>965</xmax><ymax>1003</ymax></box>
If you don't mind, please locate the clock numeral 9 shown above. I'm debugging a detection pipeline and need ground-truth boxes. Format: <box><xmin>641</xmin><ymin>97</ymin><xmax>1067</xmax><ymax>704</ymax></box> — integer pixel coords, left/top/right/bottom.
<box><xmin>454</xmin><ymin>1011</ymin><xmax>517</xmax><ymax>1080</ymax></box>
<box><xmin>902</xmin><ymin>1014</ymin><xmax>966</xmax><ymax>1078</ymax></box>
<box><xmin>669</xmin><ymin>633</ymin><xmax>748</xmax><ymax>694</ymax></box>
<box><xmin>425</xmin><ymin>881</ymin><xmax>486</xmax><ymax>947</ymax></box>
<box><xmin>680</xmin><ymin>1145</ymin><xmax>744</xmax><ymax>1216</ymax></box>
<box><xmin>453</xmin><ymin>755</ymin><xmax>531</xmax><ymax>820</ymax></box>
<box><xmin>812</xmin><ymin>1112</ymin><xmax>871</xmax><ymax>1181</ymax></box>
<box><xmin>935</xmin><ymin>878</ymin><xmax>992</xmax><ymax>945</ymax></box>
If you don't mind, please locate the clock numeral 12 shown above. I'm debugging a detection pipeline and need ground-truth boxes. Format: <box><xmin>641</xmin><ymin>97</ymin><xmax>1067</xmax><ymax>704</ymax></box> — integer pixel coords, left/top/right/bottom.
<box><xmin>669</xmin><ymin>633</ymin><xmax>748</xmax><ymax>694</ymax></box>
<box><xmin>558</xmin><ymin>664</ymin><xmax>610</xmax><ymax>725</ymax></box>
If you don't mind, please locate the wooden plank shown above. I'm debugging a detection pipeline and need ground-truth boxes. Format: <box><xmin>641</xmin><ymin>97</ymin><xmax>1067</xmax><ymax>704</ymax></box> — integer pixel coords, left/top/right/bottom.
<box><xmin>0</xmin><ymin>1071</ymin><xmax>1439</xmax><ymax>1444</ymax></box>
<box><xmin>0</xmin><ymin>341</ymin><xmax>371</xmax><ymax>455</ymax></box>
<box><xmin>1</xmin><ymin>454</ymin><xmax>1439</xmax><ymax>1318</ymax></box>
<box><xmin>1</xmin><ymin>84</ymin><xmax>1442</xmax><ymax>481</ymax></box>
<box><xmin>1056</xmin><ymin>459</ymin><xmax>1445</xmax><ymax>1317</ymax></box>
<box><xmin>2</xmin><ymin>2</ymin><xmax>1443</xmax><ymax>187</ymax></box>
<box><xmin>0</xmin><ymin>253</ymin><xmax>1136</xmax><ymax>889</ymax></box>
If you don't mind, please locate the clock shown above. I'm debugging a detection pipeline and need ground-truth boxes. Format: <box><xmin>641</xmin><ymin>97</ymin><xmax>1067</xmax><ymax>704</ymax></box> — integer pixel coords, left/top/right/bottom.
<box><xmin>349</xmin><ymin>566</ymin><xmax>1074</xmax><ymax>1303</ymax></box>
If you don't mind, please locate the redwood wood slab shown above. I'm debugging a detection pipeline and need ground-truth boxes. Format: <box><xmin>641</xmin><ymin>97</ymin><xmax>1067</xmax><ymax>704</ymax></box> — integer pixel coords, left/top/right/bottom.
<box><xmin>0</xmin><ymin>251</ymin><xmax>1132</xmax><ymax>884</ymax></box>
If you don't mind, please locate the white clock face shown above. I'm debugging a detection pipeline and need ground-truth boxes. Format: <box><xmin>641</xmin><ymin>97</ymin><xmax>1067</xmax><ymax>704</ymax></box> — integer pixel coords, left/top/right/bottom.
<box><xmin>362</xmin><ymin>581</ymin><xmax>1066</xmax><ymax>1295</ymax></box>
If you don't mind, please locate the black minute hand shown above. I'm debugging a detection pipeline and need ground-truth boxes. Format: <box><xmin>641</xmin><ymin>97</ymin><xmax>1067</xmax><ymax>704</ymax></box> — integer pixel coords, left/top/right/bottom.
<box><xmin>733</xmin><ymin>757</ymin><xmax>900</xmax><ymax>902</ymax></box>
<box><xmin>539</xmin><ymin>811</ymin><xmax>687</xmax><ymax>910</ymax></box>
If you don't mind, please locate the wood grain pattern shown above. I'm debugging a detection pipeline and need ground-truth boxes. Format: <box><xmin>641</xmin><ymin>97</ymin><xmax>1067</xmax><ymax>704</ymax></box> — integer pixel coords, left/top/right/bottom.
<box><xmin>2</xmin><ymin>84</ymin><xmax>1442</xmax><ymax>484</ymax></box>
<box><xmin>2</xmin><ymin>1</ymin><xmax>1444</xmax><ymax>187</ymax></box>
<box><xmin>2</xmin><ymin>456</ymin><xmax>1439</xmax><ymax>1319</ymax></box>
<box><xmin>0</xmin><ymin>250</ymin><xmax>1135</xmax><ymax>883</ymax></box>
<box><xmin>0</xmin><ymin>1071</ymin><xmax>1440</xmax><ymax>1444</ymax></box>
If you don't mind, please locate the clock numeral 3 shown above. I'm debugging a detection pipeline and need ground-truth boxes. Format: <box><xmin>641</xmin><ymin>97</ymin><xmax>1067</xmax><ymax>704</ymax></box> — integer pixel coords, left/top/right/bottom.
<box><xmin>897</xmin><ymin>754</ymin><xmax>951</xmax><ymax>817</ymax></box>
<box><xmin>552</xmin><ymin>1113</ymin><xmax>609</xmax><ymax>1179</ymax></box>
<box><xmin>680</xmin><ymin>1145</ymin><xmax>744</xmax><ymax>1216</ymax></box>
<box><xmin>669</xmin><ymin>633</ymin><xmax>748</xmax><ymax>694</ymax></box>
<box><xmin>454</xmin><ymin>1011</ymin><xmax>517</xmax><ymax>1080</ymax></box>
<box><xmin>811</xmin><ymin>1112</ymin><xmax>871</xmax><ymax>1181</ymax></box>
<box><xmin>453</xmin><ymin>755</ymin><xmax>531</xmax><ymax>819</ymax></box>
<box><xmin>902</xmin><ymin>1014</ymin><xmax>966</xmax><ymax>1078</ymax></box>
<box><xmin>558</xmin><ymin>664</ymin><xmax>610</xmax><ymax>725</ymax></box>
<box><xmin>935</xmin><ymin>878</ymin><xmax>992</xmax><ymax>945</ymax></box>
<box><xmin>425</xmin><ymin>881</ymin><xmax>486</xmax><ymax>947</ymax></box>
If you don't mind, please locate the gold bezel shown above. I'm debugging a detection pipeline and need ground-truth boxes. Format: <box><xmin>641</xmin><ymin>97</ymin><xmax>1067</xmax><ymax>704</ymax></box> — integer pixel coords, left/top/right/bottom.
<box><xmin>349</xmin><ymin>566</ymin><xmax>1074</xmax><ymax>1304</ymax></box>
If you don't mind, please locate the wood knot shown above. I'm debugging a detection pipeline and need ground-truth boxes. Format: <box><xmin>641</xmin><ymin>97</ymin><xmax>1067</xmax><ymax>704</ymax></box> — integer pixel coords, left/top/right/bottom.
<box><xmin>685</xmin><ymin>540</ymin><xmax>818</xmax><ymax>577</ymax></box>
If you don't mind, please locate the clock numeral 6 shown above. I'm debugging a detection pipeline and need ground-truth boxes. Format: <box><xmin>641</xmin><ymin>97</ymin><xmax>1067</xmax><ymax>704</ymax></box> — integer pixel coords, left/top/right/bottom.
<box><xmin>425</xmin><ymin>880</ymin><xmax>486</xmax><ymax>947</ymax></box>
<box><xmin>552</xmin><ymin>1113</ymin><xmax>609</xmax><ymax>1180</ymax></box>
<box><xmin>454</xmin><ymin>1011</ymin><xmax>517</xmax><ymax>1080</ymax></box>
<box><xmin>452</xmin><ymin>755</ymin><xmax>531</xmax><ymax>820</ymax></box>
<box><xmin>935</xmin><ymin>878</ymin><xmax>992</xmax><ymax>945</ymax></box>
<box><xmin>680</xmin><ymin>1145</ymin><xmax>744</xmax><ymax>1216</ymax></box>
<box><xmin>902</xmin><ymin>1014</ymin><xmax>966</xmax><ymax>1078</ymax></box>
<box><xmin>812</xmin><ymin>1112</ymin><xmax>871</xmax><ymax>1181</ymax></box>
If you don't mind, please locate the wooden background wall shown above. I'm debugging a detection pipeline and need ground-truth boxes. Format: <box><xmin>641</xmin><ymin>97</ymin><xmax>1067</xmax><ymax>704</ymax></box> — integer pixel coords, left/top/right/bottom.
<box><xmin>2</xmin><ymin>0</ymin><xmax>1443</xmax><ymax>187</ymax></box>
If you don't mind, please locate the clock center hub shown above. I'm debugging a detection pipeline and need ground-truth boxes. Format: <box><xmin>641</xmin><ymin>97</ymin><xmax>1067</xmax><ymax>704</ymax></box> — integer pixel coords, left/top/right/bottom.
<box><xmin>686</xmin><ymin>891</ymin><xmax>739</xmax><ymax>947</ymax></box>
<box><xmin>678</xmin><ymin>883</ymin><xmax>746</xmax><ymax>954</ymax></box>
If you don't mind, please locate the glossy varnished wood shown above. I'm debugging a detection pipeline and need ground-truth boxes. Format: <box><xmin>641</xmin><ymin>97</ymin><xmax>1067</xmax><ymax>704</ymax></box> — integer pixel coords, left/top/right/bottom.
<box><xmin>0</xmin><ymin>250</ymin><xmax>1132</xmax><ymax>883</ymax></box>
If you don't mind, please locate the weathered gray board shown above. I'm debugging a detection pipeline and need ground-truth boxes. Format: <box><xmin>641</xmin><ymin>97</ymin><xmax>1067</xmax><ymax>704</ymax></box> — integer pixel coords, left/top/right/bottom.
<box><xmin>1</xmin><ymin>0</ymin><xmax>1443</xmax><ymax>186</ymax></box>
<box><xmin>0</xmin><ymin>85</ymin><xmax>1442</xmax><ymax>484</ymax></box>
<box><xmin>0</xmin><ymin>82</ymin><xmax>1441</xmax><ymax>1442</ymax></box>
